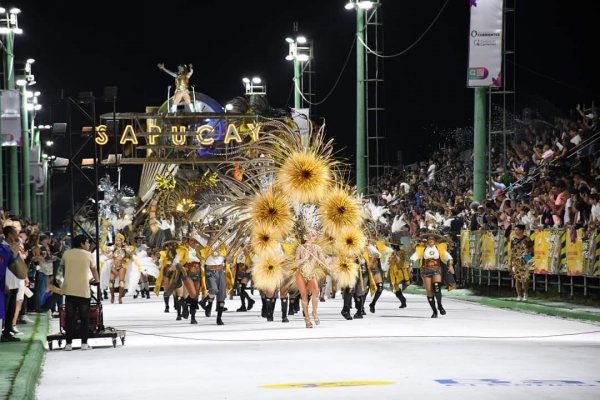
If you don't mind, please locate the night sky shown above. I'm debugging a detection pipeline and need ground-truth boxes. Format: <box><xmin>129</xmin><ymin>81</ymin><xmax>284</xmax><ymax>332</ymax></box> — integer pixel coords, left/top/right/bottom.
<box><xmin>7</xmin><ymin>0</ymin><xmax>600</xmax><ymax>225</ymax></box>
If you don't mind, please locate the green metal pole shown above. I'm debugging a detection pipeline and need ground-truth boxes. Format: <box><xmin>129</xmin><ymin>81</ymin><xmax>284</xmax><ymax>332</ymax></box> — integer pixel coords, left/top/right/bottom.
<box><xmin>19</xmin><ymin>83</ymin><xmax>30</xmax><ymax>218</ymax></box>
<box><xmin>4</xmin><ymin>33</ymin><xmax>19</xmax><ymax>215</ymax></box>
<box><xmin>473</xmin><ymin>87</ymin><xmax>487</xmax><ymax>203</ymax></box>
<box><xmin>31</xmin><ymin>125</ymin><xmax>39</xmax><ymax>223</ymax></box>
<box><xmin>356</xmin><ymin>8</ymin><xmax>366</xmax><ymax>195</ymax></box>
<box><xmin>46</xmin><ymin>162</ymin><xmax>52</xmax><ymax>230</ymax></box>
<box><xmin>294</xmin><ymin>57</ymin><xmax>302</xmax><ymax>109</ymax></box>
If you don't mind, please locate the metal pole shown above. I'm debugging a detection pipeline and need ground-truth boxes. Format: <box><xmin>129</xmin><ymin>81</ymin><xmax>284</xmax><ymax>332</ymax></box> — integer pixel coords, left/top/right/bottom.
<box><xmin>474</xmin><ymin>87</ymin><xmax>487</xmax><ymax>203</ymax></box>
<box><xmin>294</xmin><ymin>56</ymin><xmax>302</xmax><ymax>109</ymax></box>
<box><xmin>19</xmin><ymin>82</ymin><xmax>30</xmax><ymax>218</ymax></box>
<box><xmin>356</xmin><ymin>8</ymin><xmax>366</xmax><ymax>195</ymax></box>
<box><xmin>4</xmin><ymin>32</ymin><xmax>19</xmax><ymax>215</ymax></box>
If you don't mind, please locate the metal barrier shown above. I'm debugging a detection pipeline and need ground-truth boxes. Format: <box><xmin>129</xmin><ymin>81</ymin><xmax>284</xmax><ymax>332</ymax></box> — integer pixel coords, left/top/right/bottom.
<box><xmin>457</xmin><ymin>228</ymin><xmax>600</xmax><ymax>297</ymax></box>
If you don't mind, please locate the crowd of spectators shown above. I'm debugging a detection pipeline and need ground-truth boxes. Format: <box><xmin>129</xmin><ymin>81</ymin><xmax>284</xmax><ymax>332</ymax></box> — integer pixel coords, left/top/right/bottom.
<box><xmin>368</xmin><ymin>104</ymin><xmax>600</xmax><ymax>242</ymax></box>
<box><xmin>1</xmin><ymin>209</ymin><xmax>70</xmax><ymax>343</ymax></box>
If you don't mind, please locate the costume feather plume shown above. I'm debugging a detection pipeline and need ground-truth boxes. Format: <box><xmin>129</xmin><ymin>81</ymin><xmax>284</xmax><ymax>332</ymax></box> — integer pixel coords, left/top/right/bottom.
<box><xmin>319</xmin><ymin>186</ymin><xmax>362</xmax><ymax>235</ymax></box>
<box><xmin>335</xmin><ymin>225</ymin><xmax>367</xmax><ymax>258</ymax></box>
<box><xmin>251</xmin><ymin>222</ymin><xmax>280</xmax><ymax>255</ymax></box>
<box><xmin>391</xmin><ymin>214</ymin><xmax>407</xmax><ymax>233</ymax></box>
<box><xmin>249</xmin><ymin>186</ymin><xmax>294</xmax><ymax>239</ymax></box>
<box><xmin>252</xmin><ymin>252</ymin><xmax>284</xmax><ymax>293</ymax></box>
<box><xmin>276</xmin><ymin>151</ymin><xmax>331</xmax><ymax>204</ymax></box>
<box><xmin>331</xmin><ymin>257</ymin><xmax>359</xmax><ymax>289</ymax></box>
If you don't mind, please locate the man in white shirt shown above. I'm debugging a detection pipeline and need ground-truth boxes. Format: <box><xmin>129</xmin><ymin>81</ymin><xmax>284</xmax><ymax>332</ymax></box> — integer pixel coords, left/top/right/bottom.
<box><xmin>590</xmin><ymin>193</ymin><xmax>600</xmax><ymax>224</ymax></box>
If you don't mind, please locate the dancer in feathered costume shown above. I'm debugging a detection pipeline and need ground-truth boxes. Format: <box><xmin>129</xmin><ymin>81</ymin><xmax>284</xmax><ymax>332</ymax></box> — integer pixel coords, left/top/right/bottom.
<box><xmin>100</xmin><ymin>232</ymin><xmax>134</xmax><ymax>304</ymax></box>
<box><xmin>210</xmin><ymin>119</ymin><xmax>368</xmax><ymax>327</ymax></box>
<box><xmin>154</xmin><ymin>240</ymin><xmax>180</xmax><ymax>313</ymax></box>
<box><xmin>170</xmin><ymin>232</ymin><xmax>204</xmax><ymax>324</ymax></box>
<box><xmin>388</xmin><ymin>243</ymin><xmax>410</xmax><ymax>308</ymax></box>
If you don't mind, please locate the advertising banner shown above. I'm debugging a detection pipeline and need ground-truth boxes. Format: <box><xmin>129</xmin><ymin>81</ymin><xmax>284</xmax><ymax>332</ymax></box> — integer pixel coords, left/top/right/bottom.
<box><xmin>533</xmin><ymin>230</ymin><xmax>551</xmax><ymax>274</ymax></box>
<box><xmin>565</xmin><ymin>228</ymin><xmax>584</xmax><ymax>276</ymax></box>
<box><xmin>1</xmin><ymin>89</ymin><xmax>22</xmax><ymax>146</ymax></box>
<box><xmin>468</xmin><ymin>0</ymin><xmax>504</xmax><ymax>87</ymax></box>
<box><xmin>480</xmin><ymin>232</ymin><xmax>496</xmax><ymax>269</ymax></box>
<box><xmin>460</xmin><ymin>230</ymin><xmax>472</xmax><ymax>267</ymax></box>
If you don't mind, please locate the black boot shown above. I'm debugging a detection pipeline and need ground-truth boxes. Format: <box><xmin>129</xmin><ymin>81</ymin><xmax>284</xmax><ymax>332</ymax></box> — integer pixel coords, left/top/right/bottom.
<box><xmin>369</xmin><ymin>283</ymin><xmax>384</xmax><ymax>313</ymax></box>
<box><xmin>433</xmin><ymin>282</ymin><xmax>445</xmax><ymax>315</ymax></box>
<box><xmin>174</xmin><ymin>296</ymin><xmax>182</xmax><ymax>320</ymax></box>
<box><xmin>103</xmin><ymin>289</ymin><xmax>108</xmax><ymax>300</ymax></box>
<box><xmin>190</xmin><ymin>307</ymin><xmax>197</xmax><ymax>324</ymax></box>
<box><xmin>237</xmin><ymin>283</ymin><xmax>247</xmax><ymax>311</ymax></box>
<box><xmin>182</xmin><ymin>300</ymin><xmax>189</xmax><ymax>319</ymax></box>
<box><xmin>145</xmin><ymin>288</ymin><xmax>151</xmax><ymax>299</ymax></box>
<box><xmin>163</xmin><ymin>295</ymin><xmax>170</xmax><ymax>313</ymax></box>
<box><xmin>261</xmin><ymin>296</ymin><xmax>267</xmax><ymax>318</ymax></box>
<box><xmin>199</xmin><ymin>295</ymin><xmax>209</xmax><ymax>311</ymax></box>
<box><xmin>133</xmin><ymin>289</ymin><xmax>140</xmax><ymax>299</ymax></box>
<box><xmin>361</xmin><ymin>293</ymin><xmax>368</xmax><ymax>315</ymax></box>
<box><xmin>427</xmin><ymin>296</ymin><xmax>438</xmax><ymax>318</ymax></box>
<box><xmin>216</xmin><ymin>301</ymin><xmax>225</xmax><ymax>325</ymax></box>
<box><xmin>341</xmin><ymin>289</ymin><xmax>353</xmax><ymax>320</ymax></box>
<box><xmin>288</xmin><ymin>297</ymin><xmax>296</xmax><ymax>316</ymax></box>
<box><xmin>247</xmin><ymin>297</ymin><xmax>255</xmax><ymax>311</ymax></box>
<box><xmin>353</xmin><ymin>296</ymin><xmax>363</xmax><ymax>319</ymax></box>
<box><xmin>205</xmin><ymin>300</ymin><xmax>213</xmax><ymax>317</ymax></box>
<box><xmin>265</xmin><ymin>297</ymin><xmax>274</xmax><ymax>322</ymax></box>
<box><xmin>281</xmin><ymin>297</ymin><xmax>289</xmax><ymax>323</ymax></box>
<box><xmin>294</xmin><ymin>296</ymin><xmax>300</xmax><ymax>313</ymax></box>
<box><xmin>396</xmin><ymin>289</ymin><xmax>407</xmax><ymax>308</ymax></box>
<box><xmin>185</xmin><ymin>296</ymin><xmax>199</xmax><ymax>310</ymax></box>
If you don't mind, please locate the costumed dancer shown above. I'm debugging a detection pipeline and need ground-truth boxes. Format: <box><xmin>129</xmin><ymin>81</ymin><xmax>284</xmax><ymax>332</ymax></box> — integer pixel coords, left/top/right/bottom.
<box><xmin>410</xmin><ymin>232</ymin><xmax>454</xmax><ymax>318</ymax></box>
<box><xmin>388</xmin><ymin>243</ymin><xmax>409</xmax><ymax>308</ymax></box>
<box><xmin>353</xmin><ymin>252</ymin><xmax>369</xmax><ymax>319</ymax></box>
<box><xmin>100</xmin><ymin>232</ymin><xmax>134</xmax><ymax>304</ymax></box>
<box><xmin>367</xmin><ymin>237</ymin><xmax>384</xmax><ymax>313</ymax></box>
<box><xmin>171</xmin><ymin>233</ymin><xmax>203</xmax><ymax>324</ymax></box>
<box><xmin>195</xmin><ymin>229</ymin><xmax>231</xmax><ymax>326</ymax></box>
<box><xmin>234</xmin><ymin>244</ymin><xmax>255</xmax><ymax>312</ymax></box>
<box><xmin>154</xmin><ymin>240</ymin><xmax>179</xmax><ymax>313</ymax></box>
<box><xmin>157</xmin><ymin>62</ymin><xmax>195</xmax><ymax>113</ymax></box>
<box><xmin>294</xmin><ymin>230</ymin><xmax>328</xmax><ymax>328</ymax></box>
<box><xmin>133</xmin><ymin>236</ymin><xmax>151</xmax><ymax>299</ymax></box>
<box><xmin>509</xmin><ymin>224</ymin><xmax>533</xmax><ymax>301</ymax></box>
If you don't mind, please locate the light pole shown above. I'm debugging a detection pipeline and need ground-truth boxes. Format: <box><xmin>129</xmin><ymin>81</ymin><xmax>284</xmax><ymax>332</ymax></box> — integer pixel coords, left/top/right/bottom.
<box><xmin>345</xmin><ymin>0</ymin><xmax>373</xmax><ymax>195</ymax></box>
<box><xmin>0</xmin><ymin>7</ymin><xmax>23</xmax><ymax>214</ymax></box>
<box><xmin>285</xmin><ymin>36</ymin><xmax>311</xmax><ymax>110</ymax></box>
<box><xmin>16</xmin><ymin>58</ymin><xmax>37</xmax><ymax>219</ymax></box>
<box><xmin>242</xmin><ymin>76</ymin><xmax>266</xmax><ymax>105</ymax></box>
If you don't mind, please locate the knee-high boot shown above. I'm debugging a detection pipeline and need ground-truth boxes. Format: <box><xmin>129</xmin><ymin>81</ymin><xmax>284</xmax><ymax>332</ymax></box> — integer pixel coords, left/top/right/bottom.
<box><xmin>216</xmin><ymin>301</ymin><xmax>225</xmax><ymax>325</ymax></box>
<box><xmin>427</xmin><ymin>296</ymin><xmax>438</xmax><ymax>318</ymax></box>
<box><xmin>369</xmin><ymin>283</ymin><xmax>384</xmax><ymax>313</ymax></box>
<box><xmin>118</xmin><ymin>282</ymin><xmax>125</xmax><ymax>304</ymax></box>
<box><xmin>281</xmin><ymin>297</ymin><xmax>289</xmax><ymax>323</ymax></box>
<box><xmin>190</xmin><ymin>306</ymin><xmax>197</xmax><ymax>324</ymax></box>
<box><xmin>396</xmin><ymin>288</ymin><xmax>407</xmax><ymax>308</ymax></box>
<box><xmin>205</xmin><ymin>299</ymin><xmax>214</xmax><ymax>317</ymax></box>
<box><xmin>174</xmin><ymin>296</ymin><xmax>182</xmax><ymax>320</ymax></box>
<box><xmin>288</xmin><ymin>296</ymin><xmax>295</xmax><ymax>315</ymax></box>
<box><xmin>181</xmin><ymin>298</ymin><xmax>189</xmax><ymax>319</ymax></box>
<box><xmin>109</xmin><ymin>282</ymin><xmax>115</xmax><ymax>304</ymax></box>
<box><xmin>265</xmin><ymin>297</ymin><xmax>274</xmax><ymax>322</ymax></box>
<box><xmin>237</xmin><ymin>282</ymin><xmax>247</xmax><ymax>312</ymax></box>
<box><xmin>341</xmin><ymin>289</ymin><xmax>353</xmax><ymax>320</ymax></box>
<box><xmin>433</xmin><ymin>282</ymin><xmax>446</xmax><ymax>315</ymax></box>
<box><xmin>353</xmin><ymin>296</ymin><xmax>363</xmax><ymax>319</ymax></box>
<box><xmin>163</xmin><ymin>294</ymin><xmax>170</xmax><ymax>313</ymax></box>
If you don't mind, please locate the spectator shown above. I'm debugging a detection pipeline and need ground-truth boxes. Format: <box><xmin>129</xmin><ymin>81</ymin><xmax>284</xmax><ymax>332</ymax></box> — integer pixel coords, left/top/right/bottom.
<box><xmin>1</xmin><ymin>224</ymin><xmax>28</xmax><ymax>343</ymax></box>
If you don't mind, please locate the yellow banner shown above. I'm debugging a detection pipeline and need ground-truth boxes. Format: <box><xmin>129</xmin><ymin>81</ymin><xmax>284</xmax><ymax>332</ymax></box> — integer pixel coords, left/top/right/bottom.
<box><xmin>533</xmin><ymin>230</ymin><xmax>551</xmax><ymax>274</ymax></box>
<box><xmin>460</xmin><ymin>230</ymin><xmax>471</xmax><ymax>267</ymax></box>
<box><xmin>480</xmin><ymin>232</ymin><xmax>496</xmax><ymax>270</ymax></box>
<box><xmin>565</xmin><ymin>228</ymin><xmax>584</xmax><ymax>276</ymax></box>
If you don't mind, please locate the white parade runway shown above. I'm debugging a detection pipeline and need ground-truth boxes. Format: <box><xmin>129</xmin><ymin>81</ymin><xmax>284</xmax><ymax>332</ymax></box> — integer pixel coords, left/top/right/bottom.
<box><xmin>37</xmin><ymin>291</ymin><xmax>600</xmax><ymax>400</ymax></box>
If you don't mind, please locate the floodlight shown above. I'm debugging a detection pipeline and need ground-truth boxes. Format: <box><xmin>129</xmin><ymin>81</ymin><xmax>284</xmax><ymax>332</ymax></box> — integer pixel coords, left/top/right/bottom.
<box><xmin>296</xmin><ymin>36</ymin><xmax>307</xmax><ymax>44</ymax></box>
<box><xmin>252</xmin><ymin>77</ymin><xmax>261</xmax><ymax>84</ymax></box>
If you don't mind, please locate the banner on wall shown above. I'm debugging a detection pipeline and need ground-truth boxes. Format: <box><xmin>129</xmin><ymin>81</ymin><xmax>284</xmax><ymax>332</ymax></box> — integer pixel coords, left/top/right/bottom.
<box><xmin>460</xmin><ymin>230</ymin><xmax>472</xmax><ymax>267</ymax></box>
<box><xmin>480</xmin><ymin>232</ymin><xmax>496</xmax><ymax>269</ymax></box>
<box><xmin>467</xmin><ymin>0</ymin><xmax>504</xmax><ymax>87</ymax></box>
<box><xmin>0</xmin><ymin>90</ymin><xmax>22</xmax><ymax>146</ymax></box>
<box><xmin>565</xmin><ymin>228</ymin><xmax>584</xmax><ymax>276</ymax></box>
<box><xmin>533</xmin><ymin>230</ymin><xmax>551</xmax><ymax>274</ymax></box>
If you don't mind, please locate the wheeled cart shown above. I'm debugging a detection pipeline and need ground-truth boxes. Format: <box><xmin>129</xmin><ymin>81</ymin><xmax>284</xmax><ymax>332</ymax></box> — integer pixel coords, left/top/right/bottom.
<box><xmin>46</xmin><ymin>289</ymin><xmax>126</xmax><ymax>350</ymax></box>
